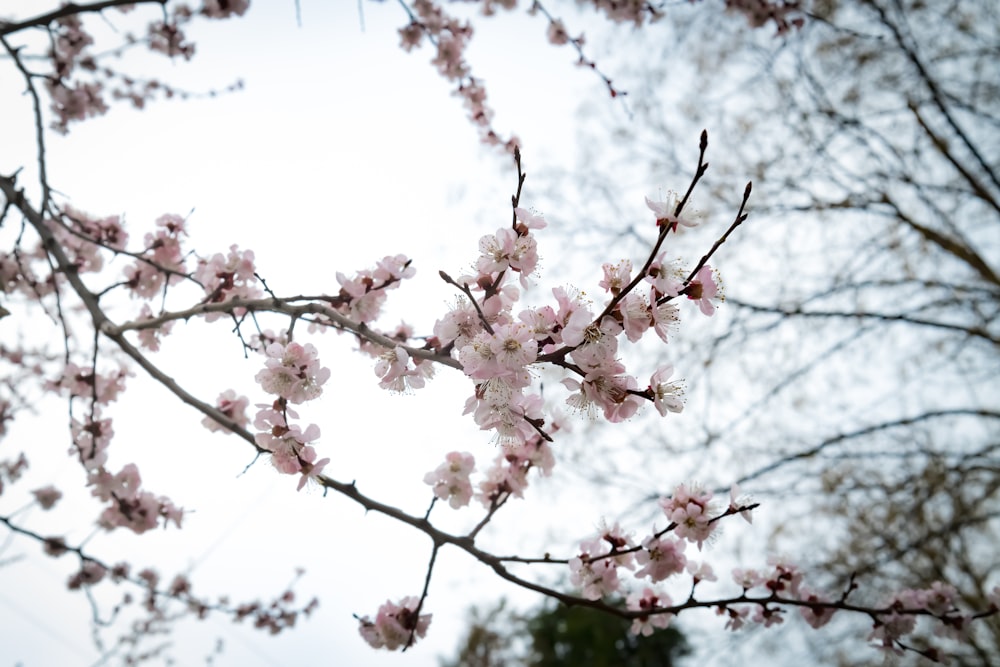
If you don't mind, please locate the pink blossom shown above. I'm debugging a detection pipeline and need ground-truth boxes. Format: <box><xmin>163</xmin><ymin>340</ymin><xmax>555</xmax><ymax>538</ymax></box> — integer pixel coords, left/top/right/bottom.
<box><xmin>599</xmin><ymin>259</ymin><xmax>632</xmax><ymax>295</ymax></box>
<box><xmin>253</xmin><ymin>409</ymin><xmax>327</xmax><ymax>491</ymax></box>
<box><xmin>635</xmin><ymin>535</ymin><xmax>687</xmax><ymax>582</ymax></box>
<box><xmin>336</xmin><ymin>269</ymin><xmax>388</xmax><ymax>323</ymax></box>
<box><xmin>720</xmin><ymin>604</ymin><xmax>752</xmax><ymax>631</ymax></box>
<box><xmin>255</xmin><ymin>341</ymin><xmax>330</xmax><ymax>403</ymax></box>
<box><xmin>89</xmin><ymin>463</ymin><xmax>142</xmax><ymax>503</ymax></box>
<box><xmin>798</xmin><ymin>586</ymin><xmax>836</xmax><ymax>629</ymax></box>
<box><xmin>687</xmin><ymin>560</ymin><xmax>717</xmax><ymax>583</ymax></box>
<box><xmin>752</xmin><ymin>606</ymin><xmax>785</xmax><ymax>628</ymax></box>
<box><xmin>732</xmin><ymin>568</ymin><xmax>765</xmax><ymax>590</ymax></box>
<box><xmin>256</xmin><ymin>421</ymin><xmax>320</xmax><ymax>472</ymax></box>
<box><xmin>433</xmin><ymin>34</ymin><xmax>469</xmax><ymax>80</ymax></box>
<box><xmin>475</xmin><ymin>452</ymin><xmax>529</xmax><ymax>506</ymax></box>
<box><xmin>48</xmin><ymin>363</ymin><xmax>129</xmax><ymax>404</ymax></box>
<box><xmin>650</xmin><ymin>299</ymin><xmax>680</xmax><ymax>343</ymax></box>
<box><xmin>464</xmin><ymin>379</ymin><xmax>540</xmax><ymax>445</ymax></box>
<box><xmin>194</xmin><ymin>244</ymin><xmax>262</xmax><ymax>320</ymax></box>
<box><xmin>649</xmin><ymin>365</ymin><xmax>684</xmax><ymax>416</ymax></box>
<box><xmin>729</xmin><ymin>483</ymin><xmax>753</xmax><ymax>524</ymax></box>
<box><xmin>89</xmin><ymin>464</ymin><xmax>184</xmax><ymax>533</ymax></box>
<box><xmin>685</xmin><ymin>265</ymin><xmax>720</xmax><ymax>316</ymax></box>
<box><xmin>434</xmin><ymin>297</ymin><xmax>484</xmax><ymax>349</ymax></box>
<box><xmin>660</xmin><ymin>483</ymin><xmax>715</xmax><ymax>549</ymax></box>
<box><xmin>373</xmin><ymin>254</ymin><xmax>415</xmax><ymax>283</ymax></box>
<box><xmin>646</xmin><ymin>252</ymin><xmax>685</xmax><ymax>298</ymax></box>
<box><xmin>68</xmin><ymin>560</ymin><xmax>107</xmax><ymax>589</ymax></box>
<box><xmin>423</xmin><ymin>451</ymin><xmax>476</xmax><ymax>509</ymax></box>
<box><xmin>488</xmin><ymin>323</ymin><xmax>538</xmax><ymax>371</ymax></box>
<box><xmin>469</xmin><ymin>423</ymin><xmax>551</xmax><ymax>503</ymax></box>
<box><xmin>569</xmin><ymin>550</ymin><xmax>621</xmax><ymax>600</ymax></box>
<box><xmin>517</xmin><ymin>305</ymin><xmax>558</xmax><ymax>343</ymax></box>
<box><xmin>375</xmin><ymin>347</ymin><xmax>432</xmax><ymax>393</ymax></box>
<box><xmin>476</xmin><ymin>227</ymin><xmax>540</xmax><ymax>278</ymax></box>
<box><xmin>868</xmin><ymin>609</ymin><xmax>917</xmax><ymax>650</ymax></box>
<box><xmin>764</xmin><ymin>556</ymin><xmax>803</xmax><ymax>597</ymax></box>
<box><xmin>135</xmin><ymin>304</ymin><xmax>173</xmax><ymax>351</ymax></box>
<box><xmin>627</xmin><ymin>588</ymin><xmax>674</xmax><ymax>636</ymax></box>
<box><xmin>620</xmin><ymin>292</ymin><xmax>650</xmax><ymax>342</ymax></box>
<box><xmin>70</xmin><ymin>415</ymin><xmax>113</xmax><ymax>470</ymax></box>
<box><xmin>458</xmin><ymin>332</ymin><xmax>501</xmax><ymax>380</ymax></box>
<box><xmin>148</xmin><ymin>21</ymin><xmax>195</xmax><ymax>60</ymax></box>
<box><xmin>46</xmin><ymin>80</ymin><xmax>108</xmax><ymax>133</ymax></box>
<box><xmin>645</xmin><ymin>192</ymin><xmax>700</xmax><ymax>232</ymax></box>
<box><xmin>357</xmin><ymin>597</ymin><xmax>432</xmax><ymax>650</ymax></box>
<box><xmin>32</xmin><ymin>485</ymin><xmax>63</xmax><ymax>510</ymax></box>
<box><xmin>398</xmin><ymin>22</ymin><xmax>424</xmax><ymax>51</ymax></box>
<box><xmin>726</xmin><ymin>0</ymin><xmax>805</xmax><ymax>35</ymax></box>
<box><xmin>296</xmin><ymin>451</ymin><xmax>330</xmax><ymax>491</ymax></box>
<box><xmin>503</xmin><ymin>432</ymin><xmax>555</xmax><ymax>476</ymax></box>
<box><xmin>563</xmin><ymin>370</ymin><xmax>642</xmax><ymax>423</ymax></box>
<box><xmin>124</xmin><ymin>213</ymin><xmax>188</xmax><ymax>298</ymax></box>
<box><xmin>202</xmin><ymin>389</ymin><xmax>250</xmax><ymax>433</ymax></box>
<box><xmin>565</xmin><ymin>318</ymin><xmax>621</xmax><ymax>367</ymax></box>
<box><xmin>550</xmin><ymin>286</ymin><xmax>593</xmax><ymax>347</ymax></box>
<box><xmin>568</xmin><ymin>523</ymin><xmax>635</xmax><ymax>600</ymax></box>
<box><xmin>514</xmin><ymin>207</ymin><xmax>547</xmax><ymax>230</ymax></box>
<box><xmin>546</xmin><ymin>19</ymin><xmax>570</xmax><ymax>45</ymax></box>
<box><xmin>923</xmin><ymin>582</ymin><xmax>958</xmax><ymax>615</ymax></box>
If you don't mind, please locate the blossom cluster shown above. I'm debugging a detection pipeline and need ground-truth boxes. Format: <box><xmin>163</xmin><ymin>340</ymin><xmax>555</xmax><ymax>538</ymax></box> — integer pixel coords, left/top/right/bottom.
<box><xmin>89</xmin><ymin>463</ymin><xmax>184</xmax><ymax>534</ymax></box>
<box><xmin>397</xmin><ymin>0</ymin><xmax>519</xmax><ymax>151</ymax></box>
<box><xmin>565</xmin><ymin>484</ymin><xmax>733</xmax><ymax>609</ymax></box>
<box><xmin>423</xmin><ymin>451</ymin><xmax>476</xmax><ymax>508</ymax></box>
<box><xmin>252</xmin><ymin>340</ymin><xmax>331</xmax><ymax>490</ymax></box>
<box><xmin>193</xmin><ymin>244</ymin><xmax>263</xmax><ymax>321</ymax></box>
<box><xmin>124</xmin><ymin>214</ymin><xmax>190</xmax><ymax>298</ymax></box>
<box><xmin>357</xmin><ymin>597</ymin><xmax>432</xmax><ymax>650</ymax></box>
<box><xmin>427</xmin><ymin>200</ymin><xmax>715</xmax><ymax>450</ymax></box>
<box><xmin>336</xmin><ymin>253</ymin><xmax>416</xmax><ymax>324</ymax></box>
<box><xmin>36</xmin><ymin>2</ymin><xmax>247</xmax><ymax>133</ymax></box>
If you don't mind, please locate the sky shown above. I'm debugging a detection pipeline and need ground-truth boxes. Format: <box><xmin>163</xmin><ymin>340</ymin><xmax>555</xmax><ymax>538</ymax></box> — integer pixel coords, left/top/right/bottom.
<box><xmin>0</xmin><ymin>2</ymin><xmax>707</xmax><ymax>666</ymax></box>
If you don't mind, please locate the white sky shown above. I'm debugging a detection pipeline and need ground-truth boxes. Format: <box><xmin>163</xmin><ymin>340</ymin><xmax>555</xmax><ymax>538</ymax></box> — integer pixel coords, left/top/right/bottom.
<box><xmin>0</xmin><ymin>2</ymin><xmax>709</xmax><ymax>666</ymax></box>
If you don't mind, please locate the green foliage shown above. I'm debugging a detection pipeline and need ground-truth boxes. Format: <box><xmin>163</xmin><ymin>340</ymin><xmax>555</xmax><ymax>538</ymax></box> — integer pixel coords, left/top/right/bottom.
<box><xmin>441</xmin><ymin>598</ymin><xmax>689</xmax><ymax>667</ymax></box>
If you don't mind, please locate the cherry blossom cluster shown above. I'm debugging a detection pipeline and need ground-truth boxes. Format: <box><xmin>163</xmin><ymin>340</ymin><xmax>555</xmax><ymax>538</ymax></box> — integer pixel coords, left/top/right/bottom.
<box><xmin>866</xmin><ymin>584</ymin><xmax>973</xmax><ymax>655</ymax></box>
<box><xmin>252</xmin><ymin>340</ymin><xmax>331</xmax><ymax>490</ymax></box>
<box><xmin>397</xmin><ymin>0</ymin><xmax>520</xmax><ymax>151</ymax></box>
<box><xmin>0</xmin><ymin>508</ymin><xmax>316</xmax><ymax>655</ymax></box>
<box><xmin>336</xmin><ymin>253</ymin><xmax>416</xmax><ymax>324</ymax></box>
<box><xmin>202</xmin><ymin>388</ymin><xmax>250</xmax><ymax>433</ymax></box>
<box><xmin>123</xmin><ymin>213</ymin><xmax>190</xmax><ymax>298</ymax></box>
<box><xmin>375</xmin><ymin>346</ymin><xmax>435</xmax><ymax>393</ymax></box>
<box><xmin>193</xmin><ymin>244</ymin><xmax>263</xmax><ymax>320</ymax></box>
<box><xmin>89</xmin><ymin>463</ymin><xmax>184</xmax><ymax>533</ymax></box>
<box><xmin>0</xmin><ymin>1</ymin><xmax>248</xmax><ymax>134</ymax></box>
<box><xmin>423</xmin><ymin>451</ymin><xmax>476</xmax><ymax>508</ymax></box>
<box><xmin>425</xmin><ymin>193</ymin><xmax>717</xmax><ymax>451</ymax></box>
<box><xmin>563</xmin><ymin>484</ymin><xmax>731</xmax><ymax>609</ymax></box>
<box><xmin>528</xmin><ymin>1</ymin><xmax>626</xmax><ymax>99</ymax></box>
<box><xmin>41</xmin><ymin>361</ymin><xmax>185</xmax><ymax>534</ymax></box>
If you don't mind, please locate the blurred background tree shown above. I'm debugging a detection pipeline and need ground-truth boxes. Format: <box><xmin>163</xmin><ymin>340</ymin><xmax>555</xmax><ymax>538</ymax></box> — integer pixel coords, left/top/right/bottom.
<box><xmin>482</xmin><ymin>0</ymin><xmax>999</xmax><ymax>664</ymax></box>
<box><xmin>441</xmin><ymin>597</ymin><xmax>689</xmax><ymax>667</ymax></box>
